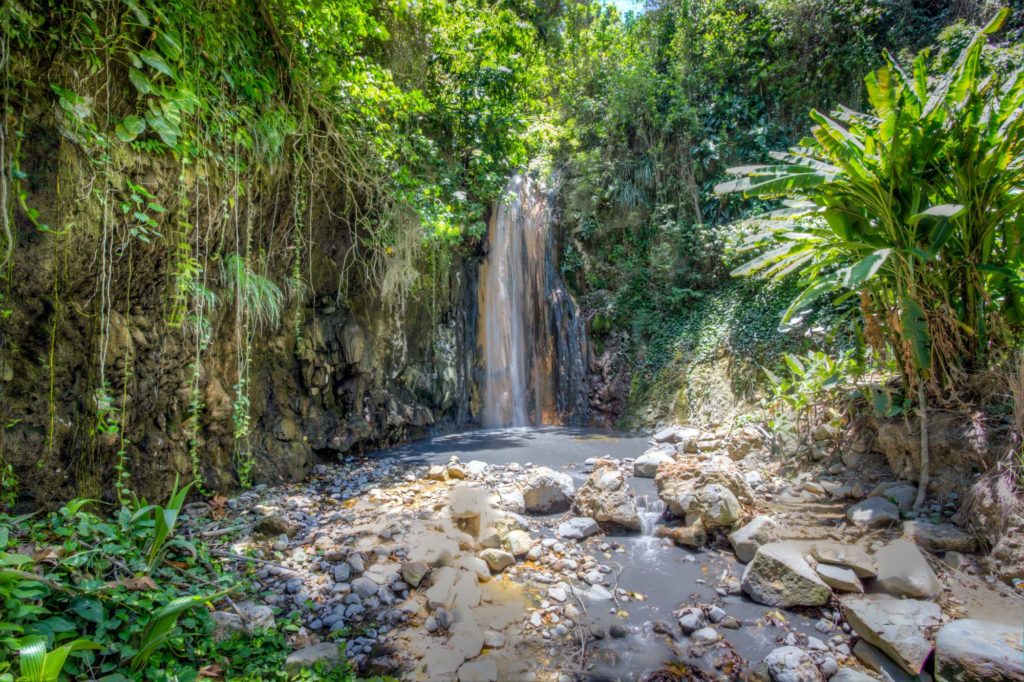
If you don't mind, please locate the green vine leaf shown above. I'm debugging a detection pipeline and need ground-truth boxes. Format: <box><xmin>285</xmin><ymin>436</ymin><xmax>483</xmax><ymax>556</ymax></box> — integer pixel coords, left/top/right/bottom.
<box><xmin>114</xmin><ymin>115</ymin><xmax>146</xmax><ymax>143</ymax></box>
<box><xmin>128</xmin><ymin>68</ymin><xmax>152</xmax><ymax>95</ymax></box>
<box><xmin>139</xmin><ymin>49</ymin><xmax>175</xmax><ymax>79</ymax></box>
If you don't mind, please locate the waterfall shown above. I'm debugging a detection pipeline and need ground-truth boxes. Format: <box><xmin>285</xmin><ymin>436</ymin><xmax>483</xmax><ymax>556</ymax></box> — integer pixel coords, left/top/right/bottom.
<box><xmin>636</xmin><ymin>494</ymin><xmax>666</xmax><ymax>536</ymax></box>
<box><xmin>479</xmin><ymin>175</ymin><xmax>589</xmax><ymax>427</ymax></box>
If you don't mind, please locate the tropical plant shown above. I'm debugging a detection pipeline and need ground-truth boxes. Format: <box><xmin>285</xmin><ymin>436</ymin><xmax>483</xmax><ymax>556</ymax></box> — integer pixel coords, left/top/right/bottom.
<box><xmin>222</xmin><ymin>254</ymin><xmax>285</xmax><ymax>331</ymax></box>
<box><xmin>0</xmin><ymin>488</ymin><xmax>238</xmax><ymax>679</ymax></box>
<box><xmin>129</xmin><ymin>475</ymin><xmax>195</xmax><ymax>573</ymax></box>
<box><xmin>717</xmin><ymin>10</ymin><xmax>1024</xmax><ymax>507</ymax></box>
<box><xmin>763</xmin><ymin>350</ymin><xmax>859</xmax><ymax>441</ymax></box>
<box><xmin>6</xmin><ymin>638</ymin><xmax>101</xmax><ymax>682</ymax></box>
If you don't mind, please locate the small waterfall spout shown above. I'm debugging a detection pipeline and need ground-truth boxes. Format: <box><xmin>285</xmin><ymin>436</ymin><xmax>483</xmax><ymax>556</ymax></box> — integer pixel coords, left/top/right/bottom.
<box><xmin>636</xmin><ymin>494</ymin><xmax>666</xmax><ymax>536</ymax></box>
<box><xmin>479</xmin><ymin>175</ymin><xmax>588</xmax><ymax>427</ymax></box>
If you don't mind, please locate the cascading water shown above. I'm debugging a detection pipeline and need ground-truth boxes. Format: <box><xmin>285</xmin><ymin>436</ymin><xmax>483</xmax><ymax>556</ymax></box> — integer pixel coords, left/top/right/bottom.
<box><xmin>480</xmin><ymin>175</ymin><xmax>589</xmax><ymax>427</ymax></box>
<box><xmin>634</xmin><ymin>493</ymin><xmax>667</xmax><ymax>559</ymax></box>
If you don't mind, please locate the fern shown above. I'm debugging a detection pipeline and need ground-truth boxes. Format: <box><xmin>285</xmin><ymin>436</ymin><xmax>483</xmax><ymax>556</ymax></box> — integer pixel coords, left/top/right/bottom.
<box><xmin>221</xmin><ymin>254</ymin><xmax>283</xmax><ymax>330</ymax></box>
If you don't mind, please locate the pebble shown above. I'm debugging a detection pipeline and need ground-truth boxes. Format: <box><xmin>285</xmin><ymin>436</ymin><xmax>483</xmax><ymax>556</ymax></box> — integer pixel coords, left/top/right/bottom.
<box><xmin>691</xmin><ymin>627</ymin><xmax>719</xmax><ymax>645</ymax></box>
<box><xmin>707</xmin><ymin>605</ymin><xmax>727</xmax><ymax>623</ymax></box>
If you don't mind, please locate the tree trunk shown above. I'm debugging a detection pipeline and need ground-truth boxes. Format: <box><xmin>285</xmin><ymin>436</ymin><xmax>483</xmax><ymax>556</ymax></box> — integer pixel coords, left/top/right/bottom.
<box><xmin>914</xmin><ymin>378</ymin><xmax>929</xmax><ymax>511</ymax></box>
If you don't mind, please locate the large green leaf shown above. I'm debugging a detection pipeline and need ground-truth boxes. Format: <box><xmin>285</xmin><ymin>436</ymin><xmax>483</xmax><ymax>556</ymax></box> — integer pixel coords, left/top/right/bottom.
<box><xmin>901</xmin><ymin>296</ymin><xmax>932</xmax><ymax>371</ymax></box>
<box><xmin>138</xmin><ymin>49</ymin><xmax>175</xmax><ymax>79</ymax></box>
<box><xmin>128</xmin><ymin>68</ymin><xmax>152</xmax><ymax>95</ymax></box>
<box><xmin>114</xmin><ymin>115</ymin><xmax>146</xmax><ymax>143</ymax></box>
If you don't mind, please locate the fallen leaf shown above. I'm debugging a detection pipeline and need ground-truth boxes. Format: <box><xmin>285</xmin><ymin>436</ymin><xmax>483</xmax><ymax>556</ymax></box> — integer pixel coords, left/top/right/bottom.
<box><xmin>104</xmin><ymin>575</ymin><xmax>158</xmax><ymax>591</ymax></box>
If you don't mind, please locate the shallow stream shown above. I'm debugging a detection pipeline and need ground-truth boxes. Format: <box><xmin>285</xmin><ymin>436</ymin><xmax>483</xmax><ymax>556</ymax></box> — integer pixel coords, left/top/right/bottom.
<box><xmin>374</xmin><ymin>427</ymin><xmax>822</xmax><ymax>680</ymax></box>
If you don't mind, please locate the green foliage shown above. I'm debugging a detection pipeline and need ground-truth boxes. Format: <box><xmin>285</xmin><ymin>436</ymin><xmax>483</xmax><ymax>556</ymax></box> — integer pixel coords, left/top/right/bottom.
<box><xmin>763</xmin><ymin>349</ymin><xmax>860</xmax><ymax>439</ymax></box>
<box><xmin>546</xmin><ymin>0</ymin><xmax>962</xmax><ymax>383</ymax></box>
<box><xmin>0</xmin><ymin>492</ymin><xmax>362</xmax><ymax>680</ymax></box>
<box><xmin>7</xmin><ymin>638</ymin><xmax>102</xmax><ymax>682</ymax></box>
<box><xmin>0</xmin><ymin>494</ymin><xmax>225</xmax><ymax>679</ymax></box>
<box><xmin>222</xmin><ymin>254</ymin><xmax>284</xmax><ymax>332</ymax></box>
<box><xmin>719</xmin><ymin>10</ymin><xmax>1024</xmax><ymax>392</ymax></box>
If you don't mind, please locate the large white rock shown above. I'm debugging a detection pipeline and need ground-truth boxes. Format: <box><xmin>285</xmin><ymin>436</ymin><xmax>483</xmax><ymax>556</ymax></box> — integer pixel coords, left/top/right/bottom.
<box><xmin>652</xmin><ymin>425</ymin><xmax>701</xmax><ymax>444</ymax></box>
<box><xmin>522</xmin><ymin>467</ymin><xmax>575</xmax><ymax>513</ymax></box>
<box><xmin>729</xmin><ymin>515</ymin><xmax>778</xmax><ymax>563</ymax></box>
<box><xmin>840</xmin><ymin>593</ymin><xmax>941</xmax><ymax>675</ymax></box>
<box><xmin>762</xmin><ymin>646</ymin><xmax>825</xmax><ymax>682</ymax></box>
<box><xmin>935</xmin><ymin>619</ymin><xmax>1024</xmax><ymax>681</ymax></box>
<box><xmin>504</xmin><ymin>529</ymin><xmax>534</xmax><ymax>557</ymax></box>
<box><xmin>695</xmin><ymin>484</ymin><xmax>741</xmax><ymax>530</ymax></box>
<box><xmin>656</xmin><ymin>456</ymin><xmax>753</xmax><ymax>534</ymax></box>
<box><xmin>874</xmin><ymin>540</ymin><xmax>941</xmax><ymax>599</ymax></box>
<box><xmin>633</xmin><ymin>449</ymin><xmax>674</xmax><ymax>478</ymax></box>
<box><xmin>846</xmin><ymin>497</ymin><xmax>900</xmax><ymax>527</ymax></box>
<box><xmin>811</xmin><ymin>542</ymin><xmax>877</xmax><ymax>578</ymax></box>
<box><xmin>573</xmin><ymin>464</ymin><xmax>641</xmax><ymax>531</ymax></box>
<box><xmin>814</xmin><ymin>563</ymin><xmax>863</xmax><ymax>593</ymax></box>
<box><xmin>558</xmin><ymin>517</ymin><xmax>601</xmax><ymax>540</ymax></box>
<box><xmin>741</xmin><ymin>542</ymin><xmax>832</xmax><ymax>607</ymax></box>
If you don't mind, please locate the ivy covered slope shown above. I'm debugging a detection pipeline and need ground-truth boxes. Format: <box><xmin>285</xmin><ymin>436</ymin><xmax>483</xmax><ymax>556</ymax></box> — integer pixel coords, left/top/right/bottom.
<box><xmin>0</xmin><ymin>0</ymin><xmax>546</xmax><ymax>505</ymax></box>
<box><xmin>546</xmin><ymin>0</ymin><xmax>1024</xmax><ymax>425</ymax></box>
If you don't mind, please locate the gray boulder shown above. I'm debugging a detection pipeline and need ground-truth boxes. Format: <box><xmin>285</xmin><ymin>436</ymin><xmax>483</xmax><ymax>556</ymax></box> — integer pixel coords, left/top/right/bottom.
<box><xmin>853</xmin><ymin>640</ymin><xmax>916</xmax><ymax>681</ymax></box>
<box><xmin>458</xmin><ymin>656</ymin><xmax>499</xmax><ymax>682</ymax></box>
<box><xmin>763</xmin><ymin>646</ymin><xmax>826</xmax><ymax>682</ymax></box>
<box><xmin>741</xmin><ymin>542</ymin><xmax>832</xmax><ymax>607</ymax></box>
<box><xmin>874</xmin><ymin>540</ymin><xmax>941</xmax><ymax>599</ymax></box>
<box><xmin>522</xmin><ymin>467</ymin><xmax>575</xmax><ymax>513</ymax></box>
<box><xmin>285</xmin><ymin>643</ymin><xmax>344</xmax><ymax>675</ymax></box>
<box><xmin>840</xmin><ymin>594</ymin><xmax>941</xmax><ymax>675</ymax></box>
<box><xmin>811</xmin><ymin>542</ymin><xmax>877</xmax><ymax>578</ymax></box>
<box><xmin>729</xmin><ymin>515</ymin><xmax>777</xmax><ymax>563</ymax></box>
<box><xmin>558</xmin><ymin>517</ymin><xmax>601</xmax><ymax>540</ymax></box>
<box><xmin>633</xmin><ymin>449</ymin><xmax>674</xmax><ymax>478</ymax></box>
<box><xmin>815</xmin><ymin>563</ymin><xmax>863</xmax><ymax>593</ymax></box>
<box><xmin>846</xmin><ymin>497</ymin><xmax>900</xmax><ymax>527</ymax></box>
<box><xmin>653</xmin><ymin>425</ymin><xmax>701</xmax><ymax>444</ymax></box>
<box><xmin>907</xmin><ymin>520</ymin><xmax>978</xmax><ymax>553</ymax></box>
<box><xmin>935</xmin><ymin>619</ymin><xmax>1024</xmax><ymax>681</ymax></box>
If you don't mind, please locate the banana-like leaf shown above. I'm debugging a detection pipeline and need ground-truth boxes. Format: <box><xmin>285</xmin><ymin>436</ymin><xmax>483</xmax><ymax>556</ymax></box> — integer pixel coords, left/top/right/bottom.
<box><xmin>18</xmin><ymin>637</ymin><xmax>100</xmax><ymax>682</ymax></box>
<box><xmin>901</xmin><ymin>297</ymin><xmax>932</xmax><ymax>371</ymax></box>
<box><xmin>836</xmin><ymin>250</ymin><xmax>890</xmax><ymax>288</ymax></box>
<box><xmin>907</xmin><ymin>204</ymin><xmax>965</xmax><ymax>225</ymax></box>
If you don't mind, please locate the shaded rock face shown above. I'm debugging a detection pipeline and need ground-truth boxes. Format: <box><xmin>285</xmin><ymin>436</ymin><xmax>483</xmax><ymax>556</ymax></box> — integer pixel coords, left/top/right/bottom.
<box><xmin>573</xmin><ymin>463</ymin><xmax>640</xmax><ymax>531</ymax></box>
<box><xmin>859</xmin><ymin>413</ymin><xmax>1009</xmax><ymax>495</ymax></box>
<box><xmin>0</xmin><ymin>130</ymin><xmax>482</xmax><ymax>505</ymax></box>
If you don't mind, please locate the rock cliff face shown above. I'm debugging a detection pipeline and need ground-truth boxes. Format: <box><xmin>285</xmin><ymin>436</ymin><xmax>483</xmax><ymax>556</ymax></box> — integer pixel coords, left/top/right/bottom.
<box><xmin>0</xmin><ymin>115</ymin><xmax>481</xmax><ymax>507</ymax></box>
